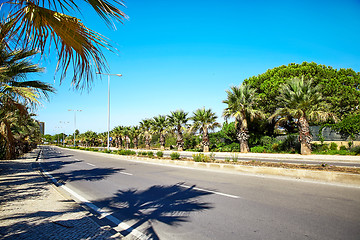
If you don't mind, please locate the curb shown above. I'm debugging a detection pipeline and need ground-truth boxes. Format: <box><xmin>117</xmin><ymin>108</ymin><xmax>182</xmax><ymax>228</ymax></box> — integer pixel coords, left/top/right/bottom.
<box><xmin>60</xmin><ymin>147</ymin><xmax>360</xmax><ymax>187</ymax></box>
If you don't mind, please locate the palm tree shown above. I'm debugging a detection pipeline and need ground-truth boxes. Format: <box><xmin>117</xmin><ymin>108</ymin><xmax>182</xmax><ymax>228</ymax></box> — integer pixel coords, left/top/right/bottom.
<box><xmin>270</xmin><ymin>77</ymin><xmax>337</xmax><ymax>155</ymax></box>
<box><xmin>0</xmin><ymin>44</ymin><xmax>54</xmax><ymax>159</ymax></box>
<box><xmin>140</xmin><ymin>119</ymin><xmax>152</xmax><ymax>150</ymax></box>
<box><xmin>112</xmin><ymin>126</ymin><xmax>123</xmax><ymax>149</ymax></box>
<box><xmin>223</xmin><ymin>83</ymin><xmax>264</xmax><ymax>153</ymax></box>
<box><xmin>151</xmin><ymin>115</ymin><xmax>168</xmax><ymax>151</ymax></box>
<box><xmin>121</xmin><ymin>126</ymin><xmax>131</xmax><ymax>149</ymax></box>
<box><xmin>129</xmin><ymin>126</ymin><xmax>141</xmax><ymax>149</ymax></box>
<box><xmin>167</xmin><ymin>110</ymin><xmax>189</xmax><ymax>151</ymax></box>
<box><xmin>2</xmin><ymin>1</ymin><xmax>127</xmax><ymax>89</ymax></box>
<box><xmin>97</xmin><ymin>132</ymin><xmax>107</xmax><ymax>147</ymax></box>
<box><xmin>190</xmin><ymin>108</ymin><xmax>220</xmax><ymax>152</ymax></box>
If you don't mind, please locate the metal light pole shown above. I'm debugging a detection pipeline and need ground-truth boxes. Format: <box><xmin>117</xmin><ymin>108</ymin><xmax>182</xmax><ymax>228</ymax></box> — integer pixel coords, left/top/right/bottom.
<box><xmin>68</xmin><ymin>109</ymin><xmax>82</xmax><ymax>147</ymax></box>
<box><xmin>96</xmin><ymin>72</ymin><xmax>122</xmax><ymax>151</ymax></box>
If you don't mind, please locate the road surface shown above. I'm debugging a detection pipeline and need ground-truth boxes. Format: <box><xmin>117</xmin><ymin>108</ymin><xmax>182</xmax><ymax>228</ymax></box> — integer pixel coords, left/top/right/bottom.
<box><xmin>39</xmin><ymin>146</ymin><xmax>360</xmax><ymax>240</ymax></box>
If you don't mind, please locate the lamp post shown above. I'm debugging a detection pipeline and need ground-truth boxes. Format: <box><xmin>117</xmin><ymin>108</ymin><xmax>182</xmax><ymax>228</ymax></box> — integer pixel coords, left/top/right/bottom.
<box><xmin>68</xmin><ymin>109</ymin><xmax>82</xmax><ymax>147</ymax></box>
<box><xmin>96</xmin><ymin>72</ymin><xmax>122</xmax><ymax>151</ymax></box>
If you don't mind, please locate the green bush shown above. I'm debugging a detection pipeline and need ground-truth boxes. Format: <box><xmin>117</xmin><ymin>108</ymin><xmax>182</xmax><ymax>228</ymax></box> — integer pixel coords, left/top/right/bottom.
<box><xmin>339</xmin><ymin>145</ymin><xmax>347</xmax><ymax>151</ymax></box>
<box><xmin>170</xmin><ymin>152</ymin><xmax>180</xmax><ymax>160</ymax></box>
<box><xmin>330</xmin><ymin>142</ymin><xmax>338</xmax><ymax>150</ymax></box>
<box><xmin>156</xmin><ymin>151</ymin><xmax>164</xmax><ymax>157</ymax></box>
<box><xmin>192</xmin><ymin>153</ymin><xmax>212</xmax><ymax>162</ymax></box>
<box><xmin>350</xmin><ymin>146</ymin><xmax>360</xmax><ymax>155</ymax></box>
<box><xmin>250</xmin><ymin>146</ymin><xmax>266</xmax><ymax>153</ymax></box>
<box><xmin>147</xmin><ymin>151</ymin><xmax>154</xmax><ymax>157</ymax></box>
<box><xmin>117</xmin><ymin>149</ymin><xmax>136</xmax><ymax>155</ymax></box>
<box><xmin>138</xmin><ymin>151</ymin><xmax>148</xmax><ymax>156</ymax></box>
<box><xmin>279</xmin><ymin>135</ymin><xmax>300</xmax><ymax>153</ymax></box>
<box><xmin>217</xmin><ymin>142</ymin><xmax>240</xmax><ymax>152</ymax></box>
<box><xmin>312</xmin><ymin>143</ymin><xmax>329</xmax><ymax>152</ymax></box>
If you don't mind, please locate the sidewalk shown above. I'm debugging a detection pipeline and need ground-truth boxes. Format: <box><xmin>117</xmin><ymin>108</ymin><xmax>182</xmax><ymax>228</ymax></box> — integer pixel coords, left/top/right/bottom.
<box><xmin>0</xmin><ymin>149</ymin><xmax>118</xmax><ymax>240</ymax></box>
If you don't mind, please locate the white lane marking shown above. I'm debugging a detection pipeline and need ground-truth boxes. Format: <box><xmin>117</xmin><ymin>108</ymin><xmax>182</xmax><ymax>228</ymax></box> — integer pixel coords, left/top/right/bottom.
<box><xmin>41</xmin><ymin>169</ymin><xmax>150</xmax><ymax>240</ymax></box>
<box><xmin>180</xmin><ymin>184</ymin><xmax>241</xmax><ymax>199</ymax></box>
<box><xmin>119</xmin><ymin>172</ymin><xmax>133</xmax><ymax>176</ymax></box>
<box><xmin>74</xmin><ymin>158</ymin><xmax>79</xmax><ymax>160</ymax></box>
<box><xmin>87</xmin><ymin>163</ymin><xmax>96</xmax><ymax>167</ymax></box>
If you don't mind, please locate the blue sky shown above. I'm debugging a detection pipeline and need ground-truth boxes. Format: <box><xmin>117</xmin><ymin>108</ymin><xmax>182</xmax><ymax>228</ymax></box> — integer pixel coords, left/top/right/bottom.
<box><xmin>32</xmin><ymin>0</ymin><xmax>360</xmax><ymax>134</ymax></box>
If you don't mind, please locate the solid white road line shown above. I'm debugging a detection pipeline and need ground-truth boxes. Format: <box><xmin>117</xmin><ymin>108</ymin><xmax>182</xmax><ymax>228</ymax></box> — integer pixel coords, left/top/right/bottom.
<box><xmin>41</xmin><ymin>168</ymin><xmax>151</xmax><ymax>240</ymax></box>
<box><xmin>179</xmin><ymin>184</ymin><xmax>241</xmax><ymax>199</ymax></box>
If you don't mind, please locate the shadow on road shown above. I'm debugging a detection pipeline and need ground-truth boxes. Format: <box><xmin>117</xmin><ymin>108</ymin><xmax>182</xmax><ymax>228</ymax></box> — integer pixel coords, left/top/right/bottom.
<box><xmin>51</xmin><ymin>167</ymin><xmax>125</xmax><ymax>183</ymax></box>
<box><xmin>90</xmin><ymin>183</ymin><xmax>214</xmax><ymax>239</ymax></box>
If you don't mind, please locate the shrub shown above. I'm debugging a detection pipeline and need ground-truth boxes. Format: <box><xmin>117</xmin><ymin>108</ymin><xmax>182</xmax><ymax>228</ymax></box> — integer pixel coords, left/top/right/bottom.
<box><xmin>192</xmin><ymin>153</ymin><xmax>212</xmax><ymax>162</ymax></box>
<box><xmin>330</xmin><ymin>142</ymin><xmax>338</xmax><ymax>150</ymax></box>
<box><xmin>93</xmin><ymin>148</ymin><xmax>99</xmax><ymax>151</ymax></box>
<box><xmin>312</xmin><ymin>143</ymin><xmax>329</xmax><ymax>152</ymax></box>
<box><xmin>339</xmin><ymin>145</ymin><xmax>347</xmax><ymax>151</ymax></box>
<box><xmin>250</xmin><ymin>146</ymin><xmax>266</xmax><ymax>153</ymax></box>
<box><xmin>156</xmin><ymin>151</ymin><xmax>164</xmax><ymax>158</ymax></box>
<box><xmin>147</xmin><ymin>151</ymin><xmax>154</xmax><ymax>157</ymax></box>
<box><xmin>279</xmin><ymin>135</ymin><xmax>300</xmax><ymax>152</ymax></box>
<box><xmin>117</xmin><ymin>149</ymin><xmax>136</xmax><ymax>155</ymax></box>
<box><xmin>138</xmin><ymin>151</ymin><xmax>148</xmax><ymax>156</ymax></box>
<box><xmin>272</xmin><ymin>143</ymin><xmax>280</xmax><ymax>151</ymax></box>
<box><xmin>350</xmin><ymin>146</ymin><xmax>360</xmax><ymax>155</ymax></box>
<box><xmin>170</xmin><ymin>152</ymin><xmax>180</xmax><ymax>160</ymax></box>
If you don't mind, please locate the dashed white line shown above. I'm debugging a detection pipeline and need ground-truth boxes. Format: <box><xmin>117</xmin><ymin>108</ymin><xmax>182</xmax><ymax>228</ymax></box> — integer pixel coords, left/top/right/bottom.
<box><xmin>87</xmin><ymin>163</ymin><xmax>96</xmax><ymax>167</ymax></box>
<box><xmin>120</xmin><ymin>172</ymin><xmax>133</xmax><ymax>176</ymax></box>
<box><xmin>179</xmin><ymin>184</ymin><xmax>241</xmax><ymax>199</ymax></box>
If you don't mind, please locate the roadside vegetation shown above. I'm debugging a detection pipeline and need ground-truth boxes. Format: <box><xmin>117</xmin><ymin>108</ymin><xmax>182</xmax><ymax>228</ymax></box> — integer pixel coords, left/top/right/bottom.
<box><xmin>58</xmin><ymin>144</ymin><xmax>360</xmax><ymax>175</ymax></box>
<box><xmin>45</xmin><ymin>62</ymin><xmax>360</xmax><ymax>156</ymax></box>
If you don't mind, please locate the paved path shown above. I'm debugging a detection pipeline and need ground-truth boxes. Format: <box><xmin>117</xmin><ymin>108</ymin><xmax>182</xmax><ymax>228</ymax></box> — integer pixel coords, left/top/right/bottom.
<box><xmin>0</xmin><ymin>150</ymin><xmax>118</xmax><ymax>240</ymax></box>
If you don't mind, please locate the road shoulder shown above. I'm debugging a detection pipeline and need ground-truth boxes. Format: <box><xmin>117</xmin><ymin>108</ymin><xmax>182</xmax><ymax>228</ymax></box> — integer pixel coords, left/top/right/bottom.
<box><xmin>0</xmin><ymin>149</ymin><xmax>118</xmax><ymax>240</ymax></box>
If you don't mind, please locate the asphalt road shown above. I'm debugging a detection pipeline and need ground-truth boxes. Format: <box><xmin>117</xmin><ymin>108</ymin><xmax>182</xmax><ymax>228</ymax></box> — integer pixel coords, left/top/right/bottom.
<box><xmin>39</xmin><ymin>146</ymin><xmax>360</xmax><ymax>240</ymax></box>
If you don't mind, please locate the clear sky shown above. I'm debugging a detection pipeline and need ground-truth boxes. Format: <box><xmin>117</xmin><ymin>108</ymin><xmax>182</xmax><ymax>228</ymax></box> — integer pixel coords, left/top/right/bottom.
<box><xmin>33</xmin><ymin>0</ymin><xmax>360</xmax><ymax>135</ymax></box>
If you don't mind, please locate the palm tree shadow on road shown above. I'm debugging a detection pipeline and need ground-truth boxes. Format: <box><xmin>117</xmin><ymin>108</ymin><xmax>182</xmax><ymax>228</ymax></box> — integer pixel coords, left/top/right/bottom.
<box><xmin>91</xmin><ymin>183</ymin><xmax>214</xmax><ymax>239</ymax></box>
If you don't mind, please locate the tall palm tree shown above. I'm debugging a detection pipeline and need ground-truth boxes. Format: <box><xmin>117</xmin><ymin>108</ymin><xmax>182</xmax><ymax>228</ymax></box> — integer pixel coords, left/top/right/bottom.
<box><xmin>270</xmin><ymin>77</ymin><xmax>337</xmax><ymax>155</ymax></box>
<box><xmin>151</xmin><ymin>115</ymin><xmax>168</xmax><ymax>151</ymax></box>
<box><xmin>167</xmin><ymin>110</ymin><xmax>189</xmax><ymax>151</ymax></box>
<box><xmin>129</xmin><ymin>126</ymin><xmax>141</xmax><ymax>149</ymax></box>
<box><xmin>190</xmin><ymin>108</ymin><xmax>220</xmax><ymax>152</ymax></box>
<box><xmin>0</xmin><ymin>44</ymin><xmax>54</xmax><ymax>159</ymax></box>
<box><xmin>121</xmin><ymin>126</ymin><xmax>131</xmax><ymax>149</ymax></box>
<box><xmin>112</xmin><ymin>126</ymin><xmax>123</xmax><ymax>148</ymax></box>
<box><xmin>223</xmin><ymin>83</ymin><xmax>264</xmax><ymax>153</ymax></box>
<box><xmin>2</xmin><ymin>0</ymin><xmax>127</xmax><ymax>89</ymax></box>
<box><xmin>140</xmin><ymin>119</ymin><xmax>152</xmax><ymax>150</ymax></box>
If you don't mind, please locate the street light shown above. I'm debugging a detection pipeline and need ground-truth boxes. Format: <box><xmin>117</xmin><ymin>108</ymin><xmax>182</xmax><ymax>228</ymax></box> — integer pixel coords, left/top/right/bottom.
<box><xmin>68</xmin><ymin>109</ymin><xmax>82</xmax><ymax>147</ymax></box>
<box><xmin>96</xmin><ymin>72</ymin><xmax>122</xmax><ymax>151</ymax></box>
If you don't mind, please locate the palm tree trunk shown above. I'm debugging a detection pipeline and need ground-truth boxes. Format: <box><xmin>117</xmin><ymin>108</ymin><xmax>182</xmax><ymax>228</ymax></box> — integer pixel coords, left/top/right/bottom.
<box><xmin>202</xmin><ymin>127</ymin><xmax>209</xmax><ymax>152</ymax></box>
<box><xmin>4</xmin><ymin>120</ymin><xmax>16</xmax><ymax>159</ymax></box>
<box><xmin>145</xmin><ymin>136</ymin><xmax>150</xmax><ymax>150</ymax></box>
<box><xmin>237</xmin><ymin>120</ymin><xmax>249</xmax><ymax>153</ymax></box>
<box><xmin>159</xmin><ymin>134</ymin><xmax>165</xmax><ymax>151</ymax></box>
<box><xmin>298</xmin><ymin>116</ymin><xmax>312</xmax><ymax>155</ymax></box>
<box><xmin>176</xmin><ymin>131</ymin><xmax>184</xmax><ymax>151</ymax></box>
<box><xmin>133</xmin><ymin>137</ymin><xmax>138</xmax><ymax>149</ymax></box>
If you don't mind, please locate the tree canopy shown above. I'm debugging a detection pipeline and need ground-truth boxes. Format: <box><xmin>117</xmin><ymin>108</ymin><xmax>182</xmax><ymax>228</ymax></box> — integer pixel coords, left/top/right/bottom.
<box><xmin>244</xmin><ymin>62</ymin><xmax>360</xmax><ymax>120</ymax></box>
